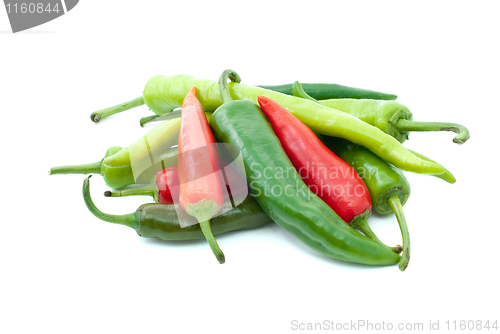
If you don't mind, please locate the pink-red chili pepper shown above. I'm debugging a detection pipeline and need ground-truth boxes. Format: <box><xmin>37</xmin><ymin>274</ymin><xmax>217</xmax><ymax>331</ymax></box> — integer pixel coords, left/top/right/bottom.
<box><xmin>156</xmin><ymin>166</ymin><xmax>178</xmax><ymax>204</ymax></box>
<box><xmin>178</xmin><ymin>87</ymin><xmax>225</xmax><ymax>263</ymax></box>
<box><xmin>257</xmin><ymin>95</ymin><xmax>400</xmax><ymax>252</ymax></box>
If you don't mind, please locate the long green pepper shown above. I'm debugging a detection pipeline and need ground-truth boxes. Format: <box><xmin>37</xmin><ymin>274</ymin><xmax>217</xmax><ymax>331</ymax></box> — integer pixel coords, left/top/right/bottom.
<box><xmin>82</xmin><ymin>176</ymin><xmax>273</xmax><ymax>241</ymax></box>
<box><xmin>93</xmin><ymin>73</ymin><xmax>453</xmax><ymax>180</ymax></box>
<box><xmin>209</xmin><ymin>69</ymin><xmax>400</xmax><ymax>266</ymax></box>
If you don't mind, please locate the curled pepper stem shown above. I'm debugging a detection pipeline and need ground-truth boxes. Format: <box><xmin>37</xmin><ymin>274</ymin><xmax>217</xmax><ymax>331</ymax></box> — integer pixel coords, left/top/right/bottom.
<box><xmin>90</xmin><ymin>96</ymin><xmax>145</xmax><ymax>123</ymax></box>
<box><xmin>387</xmin><ymin>195</ymin><xmax>410</xmax><ymax>271</ymax></box>
<box><xmin>199</xmin><ymin>220</ymin><xmax>225</xmax><ymax>264</ymax></box>
<box><xmin>49</xmin><ymin>161</ymin><xmax>101</xmax><ymax>175</ymax></box>
<box><xmin>351</xmin><ymin>218</ymin><xmax>402</xmax><ymax>254</ymax></box>
<box><xmin>83</xmin><ymin>176</ymin><xmax>138</xmax><ymax>228</ymax></box>
<box><xmin>395</xmin><ymin>119</ymin><xmax>470</xmax><ymax>145</ymax></box>
<box><xmin>218</xmin><ymin>69</ymin><xmax>241</xmax><ymax>104</ymax></box>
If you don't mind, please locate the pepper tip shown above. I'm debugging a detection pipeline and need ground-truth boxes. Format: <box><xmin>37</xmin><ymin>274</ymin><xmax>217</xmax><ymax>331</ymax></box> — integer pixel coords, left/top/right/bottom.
<box><xmin>90</xmin><ymin>112</ymin><xmax>101</xmax><ymax>123</ymax></box>
<box><xmin>216</xmin><ymin>253</ymin><xmax>226</xmax><ymax>264</ymax></box>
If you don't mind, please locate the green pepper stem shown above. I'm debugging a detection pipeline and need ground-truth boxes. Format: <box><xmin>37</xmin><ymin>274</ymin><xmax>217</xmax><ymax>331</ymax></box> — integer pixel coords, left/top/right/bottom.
<box><xmin>83</xmin><ymin>176</ymin><xmax>138</xmax><ymax>228</ymax></box>
<box><xmin>199</xmin><ymin>220</ymin><xmax>225</xmax><ymax>264</ymax></box>
<box><xmin>395</xmin><ymin>119</ymin><xmax>470</xmax><ymax>145</ymax></box>
<box><xmin>219</xmin><ymin>69</ymin><xmax>241</xmax><ymax>104</ymax></box>
<box><xmin>49</xmin><ymin>161</ymin><xmax>102</xmax><ymax>175</ymax></box>
<box><xmin>387</xmin><ymin>195</ymin><xmax>410</xmax><ymax>271</ymax></box>
<box><xmin>140</xmin><ymin>114</ymin><xmax>161</xmax><ymax>127</ymax></box>
<box><xmin>90</xmin><ymin>96</ymin><xmax>145</xmax><ymax>123</ymax></box>
<box><xmin>104</xmin><ymin>188</ymin><xmax>157</xmax><ymax>201</ymax></box>
<box><xmin>351</xmin><ymin>218</ymin><xmax>402</xmax><ymax>254</ymax></box>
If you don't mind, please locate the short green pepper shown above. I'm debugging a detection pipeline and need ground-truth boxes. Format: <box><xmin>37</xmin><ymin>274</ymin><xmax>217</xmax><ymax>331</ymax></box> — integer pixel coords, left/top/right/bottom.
<box><xmin>49</xmin><ymin>118</ymin><xmax>181</xmax><ymax>189</ymax></box>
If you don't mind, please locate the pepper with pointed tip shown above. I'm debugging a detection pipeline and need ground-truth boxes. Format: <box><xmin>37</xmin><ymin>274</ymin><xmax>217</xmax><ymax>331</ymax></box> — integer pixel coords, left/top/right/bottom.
<box><xmin>209</xmin><ymin>69</ymin><xmax>401</xmax><ymax>266</ymax></box>
<box><xmin>177</xmin><ymin>86</ymin><xmax>226</xmax><ymax>264</ymax></box>
<box><xmin>83</xmin><ymin>176</ymin><xmax>272</xmax><ymax>242</ymax></box>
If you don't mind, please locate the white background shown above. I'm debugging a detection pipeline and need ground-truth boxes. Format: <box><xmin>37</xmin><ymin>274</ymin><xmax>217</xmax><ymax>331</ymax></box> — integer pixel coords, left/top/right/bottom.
<box><xmin>1</xmin><ymin>1</ymin><xmax>499</xmax><ymax>333</ymax></box>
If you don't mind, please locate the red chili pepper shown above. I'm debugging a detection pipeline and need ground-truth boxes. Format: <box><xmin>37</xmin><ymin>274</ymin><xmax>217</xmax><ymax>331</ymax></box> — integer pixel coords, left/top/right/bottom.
<box><xmin>178</xmin><ymin>87</ymin><xmax>225</xmax><ymax>263</ymax></box>
<box><xmin>257</xmin><ymin>95</ymin><xmax>399</xmax><ymax>252</ymax></box>
<box><xmin>156</xmin><ymin>166</ymin><xmax>178</xmax><ymax>204</ymax></box>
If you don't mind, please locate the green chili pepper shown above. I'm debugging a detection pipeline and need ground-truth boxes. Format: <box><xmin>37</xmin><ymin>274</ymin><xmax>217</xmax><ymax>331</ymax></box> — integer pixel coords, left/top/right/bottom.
<box><xmin>259</xmin><ymin>83</ymin><xmax>397</xmax><ymax>100</ymax></box>
<box><xmin>318</xmin><ymin>97</ymin><xmax>469</xmax><ymax>144</ymax></box>
<box><xmin>321</xmin><ymin>137</ymin><xmax>411</xmax><ymax>271</ymax></box>
<box><xmin>49</xmin><ymin>118</ymin><xmax>181</xmax><ymax>189</ymax></box>
<box><xmin>209</xmin><ymin>69</ymin><xmax>400</xmax><ymax>266</ymax></box>
<box><xmin>93</xmin><ymin>72</ymin><xmax>453</xmax><ymax>180</ymax></box>
<box><xmin>83</xmin><ymin>176</ymin><xmax>272</xmax><ymax>241</ymax></box>
<box><xmin>90</xmin><ymin>80</ymin><xmax>397</xmax><ymax>123</ymax></box>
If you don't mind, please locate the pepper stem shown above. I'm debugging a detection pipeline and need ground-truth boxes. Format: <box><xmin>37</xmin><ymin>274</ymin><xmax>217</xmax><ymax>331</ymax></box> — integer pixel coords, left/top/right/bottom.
<box><xmin>140</xmin><ymin>109</ymin><xmax>183</xmax><ymax>127</ymax></box>
<box><xmin>90</xmin><ymin>96</ymin><xmax>145</xmax><ymax>123</ymax></box>
<box><xmin>395</xmin><ymin>119</ymin><xmax>470</xmax><ymax>145</ymax></box>
<box><xmin>218</xmin><ymin>69</ymin><xmax>241</xmax><ymax>104</ymax></box>
<box><xmin>140</xmin><ymin>114</ymin><xmax>161</xmax><ymax>127</ymax></box>
<box><xmin>200</xmin><ymin>220</ymin><xmax>225</xmax><ymax>264</ymax></box>
<box><xmin>49</xmin><ymin>160</ymin><xmax>102</xmax><ymax>175</ymax></box>
<box><xmin>351</xmin><ymin>218</ymin><xmax>402</xmax><ymax>254</ymax></box>
<box><xmin>387</xmin><ymin>195</ymin><xmax>410</xmax><ymax>271</ymax></box>
<box><xmin>185</xmin><ymin>199</ymin><xmax>225</xmax><ymax>264</ymax></box>
<box><xmin>104</xmin><ymin>188</ymin><xmax>158</xmax><ymax>201</ymax></box>
<box><xmin>83</xmin><ymin>176</ymin><xmax>138</xmax><ymax>228</ymax></box>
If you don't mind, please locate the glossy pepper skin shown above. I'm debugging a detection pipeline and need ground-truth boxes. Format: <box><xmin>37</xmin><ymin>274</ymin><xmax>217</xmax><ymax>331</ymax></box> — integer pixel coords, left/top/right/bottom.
<box><xmin>83</xmin><ymin>176</ymin><xmax>272</xmax><ymax>241</ymax></box>
<box><xmin>319</xmin><ymin>98</ymin><xmax>470</xmax><ymax>144</ymax></box>
<box><xmin>90</xmin><ymin>80</ymin><xmax>397</xmax><ymax>122</ymax></box>
<box><xmin>49</xmin><ymin>118</ymin><xmax>181</xmax><ymax>189</ymax></box>
<box><xmin>210</xmin><ymin>69</ymin><xmax>400</xmax><ymax>266</ymax></box>
<box><xmin>134</xmin><ymin>74</ymin><xmax>453</xmax><ymax>179</ymax></box>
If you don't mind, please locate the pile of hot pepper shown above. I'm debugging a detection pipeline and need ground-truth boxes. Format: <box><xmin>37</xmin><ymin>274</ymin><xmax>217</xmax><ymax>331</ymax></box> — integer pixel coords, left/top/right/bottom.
<box><xmin>50</xmin><ymin>69</ymin><xmax>469</xmax><ymax>271</ymax></box>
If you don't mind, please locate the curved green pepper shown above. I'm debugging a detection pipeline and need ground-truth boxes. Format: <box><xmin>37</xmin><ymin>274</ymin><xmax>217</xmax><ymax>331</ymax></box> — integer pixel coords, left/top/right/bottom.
<box><xmin>318</xmin><ymin>98</ymin><xmax>469</xmax><ymax>144</ymax></box>
<box><xmin>210</xmin><ymin>69</ymin><xmax>400</xmax><ymax>266</ymax></box>
<box><xmin>83</xmin><ymin>176</ymin><xmax>272</xmax><ymax>241</ymax></box>
<box><xmin>49</xmin><ymin>118</ymin><xmax>181</xmax><ymax>189</ymax></box>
